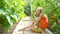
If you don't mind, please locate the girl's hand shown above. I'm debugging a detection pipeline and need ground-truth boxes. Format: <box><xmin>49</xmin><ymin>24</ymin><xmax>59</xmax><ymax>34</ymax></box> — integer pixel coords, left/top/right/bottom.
<box><xmin>35</xmin><ymin>17</ymin><xmax>40</xmax><ymax>22</ymax></box>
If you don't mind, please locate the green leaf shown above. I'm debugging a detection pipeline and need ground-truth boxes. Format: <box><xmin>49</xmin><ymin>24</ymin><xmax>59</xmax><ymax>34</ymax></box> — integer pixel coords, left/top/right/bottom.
<box><xmin>6</xmin><ymin>15</ymin><xmax>13</xmax><ymax>25</ymax></box>
<box><xmin>0</xmin><ymin>9</ymin><xmax>6</xmax><ymax>15</ymax></box>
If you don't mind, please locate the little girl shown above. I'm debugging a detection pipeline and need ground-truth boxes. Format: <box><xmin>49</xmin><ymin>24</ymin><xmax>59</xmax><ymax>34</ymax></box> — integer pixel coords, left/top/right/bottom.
<box><xmin>31</xmin><ymin>7</ymin><xmax>48</xmax><ymax>32</ymax></box>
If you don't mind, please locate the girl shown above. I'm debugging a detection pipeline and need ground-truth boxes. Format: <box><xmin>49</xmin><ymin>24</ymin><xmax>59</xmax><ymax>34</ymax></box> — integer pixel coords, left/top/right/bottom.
<box><xmin>31</xmin><ymin>7</ymin><xmax>48</xmax><ymax>32</ymax></box>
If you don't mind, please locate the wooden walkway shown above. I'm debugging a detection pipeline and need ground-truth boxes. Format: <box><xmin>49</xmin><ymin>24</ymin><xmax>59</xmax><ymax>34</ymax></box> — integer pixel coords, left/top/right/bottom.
<box><xmin>12</xmin><ymin>17</ymin><xmax>41</xmax><ymax>34</ymax></box>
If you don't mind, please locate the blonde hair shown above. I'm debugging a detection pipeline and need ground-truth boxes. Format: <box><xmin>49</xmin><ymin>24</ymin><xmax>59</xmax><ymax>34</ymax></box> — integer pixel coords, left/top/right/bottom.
<box><xmin>37</xmin><ymin>7</ymin><xmax>43</xmax><ymax>10</ymax></box>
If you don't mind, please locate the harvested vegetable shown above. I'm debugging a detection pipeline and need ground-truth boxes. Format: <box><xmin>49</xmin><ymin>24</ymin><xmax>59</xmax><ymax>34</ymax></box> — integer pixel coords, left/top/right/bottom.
<box><xmin>31</xmin><ymin>26</ymin><xmax>42</xmax><ymax>33</ymax></box>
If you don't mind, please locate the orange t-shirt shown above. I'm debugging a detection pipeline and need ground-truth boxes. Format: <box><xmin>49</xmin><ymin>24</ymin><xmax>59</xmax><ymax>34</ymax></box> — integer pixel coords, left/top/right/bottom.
<box><xmin>38</xmin><ymin>14</ymin><xmax>48</xmax><ymax>29</ymax></box>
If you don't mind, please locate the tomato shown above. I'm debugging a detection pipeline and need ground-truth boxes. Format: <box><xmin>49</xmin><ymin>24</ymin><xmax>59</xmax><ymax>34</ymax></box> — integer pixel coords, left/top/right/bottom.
<box><xmin>51</xmin><ymin>16</ymin><xmax>55</xmax><ymax>18</ymax></box>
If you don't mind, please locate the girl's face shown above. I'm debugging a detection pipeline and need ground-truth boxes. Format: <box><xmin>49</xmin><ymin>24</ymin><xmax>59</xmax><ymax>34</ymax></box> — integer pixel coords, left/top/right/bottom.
<box><xmin>36</xmin><ymin>9</ymin><xmax>42</xmax><ymax>16</ymax></box>
<box><xmin>36</xmin><ymin>9</ymin><xmax>42</xmax><ymax>14</ymax></box>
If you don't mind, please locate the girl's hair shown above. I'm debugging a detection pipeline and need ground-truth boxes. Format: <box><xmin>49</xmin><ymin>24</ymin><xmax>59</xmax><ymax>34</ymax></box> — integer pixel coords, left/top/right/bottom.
<box><xmin>37</xmin><ymin>7</ymin><xmax>43</xmax><ymax>10</ymax></box>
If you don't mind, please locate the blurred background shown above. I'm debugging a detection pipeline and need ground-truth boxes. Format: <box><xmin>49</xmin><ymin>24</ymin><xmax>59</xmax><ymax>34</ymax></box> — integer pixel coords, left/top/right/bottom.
<box><xmin>0</xmin><ymin>0</ymin><xmax>60</xmax><ymax>34</ymax></box>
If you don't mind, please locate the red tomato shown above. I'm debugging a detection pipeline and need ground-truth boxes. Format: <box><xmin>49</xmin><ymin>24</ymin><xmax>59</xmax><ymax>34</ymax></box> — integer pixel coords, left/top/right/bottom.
<box><xmin>51</xmin><ymin>16</ymin><xmax>55</xmax><ymax>18</ymax></box>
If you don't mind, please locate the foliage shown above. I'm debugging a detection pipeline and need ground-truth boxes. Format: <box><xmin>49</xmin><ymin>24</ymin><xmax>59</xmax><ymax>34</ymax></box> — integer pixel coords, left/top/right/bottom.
<box><xmin>24</xmin><ymin>0</ymin><xmax>31</xmax><ymax>16</ymax></box>
<box><xmin>0</xmin><ymin>0</ymin><xmax>26</xmax><ymax>32</ymax></box>
<box><xmin>30</xmin><ymin>0</ymin><xmax>60</xmax><ymax>34</ymax></box>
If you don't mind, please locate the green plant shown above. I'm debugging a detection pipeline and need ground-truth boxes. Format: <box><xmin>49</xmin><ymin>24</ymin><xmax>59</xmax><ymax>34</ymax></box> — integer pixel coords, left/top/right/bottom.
<box><xmin>0</xmin><ymin>0</ymin><xmax>26</xmax><ymax>32</ymax></box>
<box><xmin>24</xmin><ymin>0</ymin><xmax>31</xmax><ymax>16</ymax></box>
